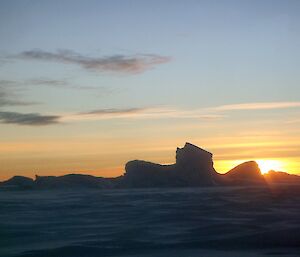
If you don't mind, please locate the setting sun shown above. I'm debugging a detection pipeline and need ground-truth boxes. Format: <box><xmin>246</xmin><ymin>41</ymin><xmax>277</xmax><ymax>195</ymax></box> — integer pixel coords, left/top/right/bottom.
<box><xmin>256</xmin><ymin>160</ymin><xmax>284</xmax><ymax>174</ymax></box>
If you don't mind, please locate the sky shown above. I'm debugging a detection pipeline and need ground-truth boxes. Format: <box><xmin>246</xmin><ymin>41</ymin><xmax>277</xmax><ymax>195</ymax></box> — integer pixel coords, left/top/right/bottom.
<box><xmin>0</xmin><ymin>0</ymin><xmax>300</xmax><ymax>180</ymax></box>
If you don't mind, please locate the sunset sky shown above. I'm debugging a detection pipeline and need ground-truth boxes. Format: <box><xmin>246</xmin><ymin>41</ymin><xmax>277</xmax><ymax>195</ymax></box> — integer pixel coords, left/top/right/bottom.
<box><xmin>1</xmin><ymin>0</ymin><xmax>300</xmax><ymax>180</ymax></box>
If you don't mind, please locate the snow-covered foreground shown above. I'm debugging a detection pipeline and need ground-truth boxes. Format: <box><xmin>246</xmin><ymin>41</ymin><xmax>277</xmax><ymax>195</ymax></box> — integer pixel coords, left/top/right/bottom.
<box><xmin>1</xmin><ymin>186</ymin><xmax>300</xmax><ymax>257</ymax></box>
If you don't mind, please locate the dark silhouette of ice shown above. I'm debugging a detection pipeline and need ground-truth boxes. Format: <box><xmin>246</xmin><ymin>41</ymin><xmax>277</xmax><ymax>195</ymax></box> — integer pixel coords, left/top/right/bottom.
<box><xmin>222</xmin><ymin>161</ymin><xmax>266</xmax><ymax>185</ymax></box>
<box><xmin>1</xmin><ymin>142</ymin><xmax>299</xmax><ymax>189</ymax></box>
<box><xmin>121</xmin><ymin>143</ymin><xmax>219</xmax><ymax>187</ymax></box>
<box><xmin>0</xmin><ymin>176</ymin><xmax>34</xmax><ymax>188</ymax></box>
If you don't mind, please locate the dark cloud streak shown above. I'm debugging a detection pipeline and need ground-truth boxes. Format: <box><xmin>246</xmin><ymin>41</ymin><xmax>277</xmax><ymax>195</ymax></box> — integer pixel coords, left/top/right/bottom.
<box><xmin>81</xmin><ymin>108</ymin><xmax>146</xmax><ymax>115</ymax></box>
<box><xmin>17</xmin><ymin>49</ymin><xmax>171</xmax><ymax>74</ymax></box>
<box><xmin>0</xmin><ymin>111</ymin><xmax>61</xmax><ymax>126</ymax></box>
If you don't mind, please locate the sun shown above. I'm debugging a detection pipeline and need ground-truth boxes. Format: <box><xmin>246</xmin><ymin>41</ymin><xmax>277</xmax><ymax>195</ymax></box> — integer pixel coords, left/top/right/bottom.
<box><xmin>256</xmin><ymin>160</ymin><xmax>284</xmax><ymax>174</ymax></box>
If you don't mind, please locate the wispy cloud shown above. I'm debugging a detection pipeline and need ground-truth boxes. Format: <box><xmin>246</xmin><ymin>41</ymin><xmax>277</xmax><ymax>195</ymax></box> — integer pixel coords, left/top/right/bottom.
<box><xmin>2</xmin><ymin>101</ymin><xmax>299</xmax><ymax>126</ymax></box>
<box><xmin>74</xmin><ymin>101</ymin><xmax>300</xmax><ymax>122</ymax></box>
<box><xmin>16</xmin><ymin>49</ymin><xmax>171</xmax><ymax>74</ymax></box>
<box><xmin>81</xmin><ymin>108</ymin><xmax>147</xmax><ymax>116</ymax></box>
<box><xmin>0</xmin><ymin>106</ymin><xmax>223</xmax><ymax>126</ymax></box>
<box><xmin>62</xmin><ymin>107</ymin><xmax>225</xmax><ymax>122</ymax></box>
<box><xmin>0</xmin><ymin>80</ymin><xmax>19</xmax><ymax>87</ymax></box>
<box><xmin>210</xmin><ymin>102</ymin><xmax>300</xmax><ymax>111</ymax></box>
<box><xmin>0</xmin><ymin>78</ymin><xmax>104</xmax><ymax>91</ymax></box>
<box><xmin>64</xmin><ymin>107</ymin><xmax>158</xmax><ymax>121</ymax></box>
<box><xmin>28</xmin><ymin>79</ymin><xmax>102</xmax><ymax>90</ymax></box>
<box><xmin>0</xmin><ymin>111</ymin><xmax>61</xmax><ymax>126</ymax></box>
<box><xmin>29</xmin><ymin>79</ymin><xmax>67</xmax><ymax>87</ymax></box>
<box><xmin>0</xmin><ymin>86</ymin><xmax>37</xmax><ymax>107</ymax></box>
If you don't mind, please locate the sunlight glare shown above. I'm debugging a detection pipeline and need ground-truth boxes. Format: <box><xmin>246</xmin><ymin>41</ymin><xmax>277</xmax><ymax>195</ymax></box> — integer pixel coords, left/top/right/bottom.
<box><xmin>256</xmin><ymin>160</ymin><xmax>284</xmax><ymax>174</ymax></box>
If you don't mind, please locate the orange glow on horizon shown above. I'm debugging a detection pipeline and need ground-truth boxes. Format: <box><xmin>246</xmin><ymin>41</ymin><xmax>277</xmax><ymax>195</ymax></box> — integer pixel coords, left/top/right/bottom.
<box><xmin>1</xmin><ymin>137</ymin><xmax>299</xmax><ymax>181</ymax></box>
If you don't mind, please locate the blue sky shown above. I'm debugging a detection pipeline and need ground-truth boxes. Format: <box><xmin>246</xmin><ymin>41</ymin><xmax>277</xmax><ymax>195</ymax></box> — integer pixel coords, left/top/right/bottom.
<box><xmin>0</xmin><ymin>0</ymin><xmax>300</xmax><ymax>179</ymax></box>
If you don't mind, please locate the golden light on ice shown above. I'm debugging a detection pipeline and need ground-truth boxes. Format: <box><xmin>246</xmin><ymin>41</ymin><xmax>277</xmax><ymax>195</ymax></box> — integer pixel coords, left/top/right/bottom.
<box><xmin>256</xmin><ymin>160</ymin><xmax>284</xmax><ymax>174</ymax></box>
